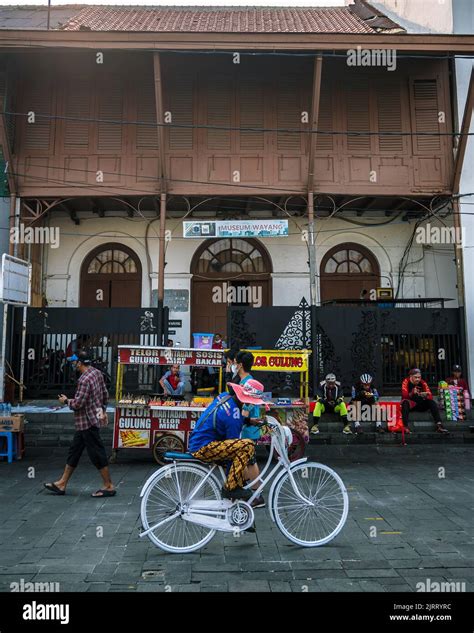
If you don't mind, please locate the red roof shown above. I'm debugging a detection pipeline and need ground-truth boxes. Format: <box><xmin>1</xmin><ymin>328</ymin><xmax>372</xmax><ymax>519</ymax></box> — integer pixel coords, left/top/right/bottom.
<box><xmin>57</xmin><ymin>4</ymin><xmax>403</xmax><ymax>34</ymax></box>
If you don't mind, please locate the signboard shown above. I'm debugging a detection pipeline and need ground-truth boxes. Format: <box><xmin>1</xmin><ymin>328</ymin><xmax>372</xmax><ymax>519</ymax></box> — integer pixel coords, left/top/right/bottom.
<box><xmin>248</xmin><ymin>350</ymin><xmax>309</xmax><ymax>372</ymax></box>
<box><xmin>183</xmin><ymin>220</ymin><xmax>288</xmax><ymax>239</ymax></box>
<box><xmin>113</xmin><ymin>406</ymin><xmax>202</xmax><ymax>449</ymax></box>
<box><xmin>0</xmin><ymin>254</ymin><xmax>31</xmax><ymax>306</ymax></box>
<box><xmin>169</xmin><ymin>319</ymin><xmax>182</xmax><ymax>328</ymax></box>
<box><xmin>118</xmin><ymin>346</ymin><xmax>224</xmax><ymax>367</ymax></box>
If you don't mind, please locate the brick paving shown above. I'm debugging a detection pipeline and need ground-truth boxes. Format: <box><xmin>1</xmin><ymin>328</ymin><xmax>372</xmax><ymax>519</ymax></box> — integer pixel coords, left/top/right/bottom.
<box><xmin>0</xmin><ymin>445</ymin><xmax>473</xmax><ymax>593</ymax></box>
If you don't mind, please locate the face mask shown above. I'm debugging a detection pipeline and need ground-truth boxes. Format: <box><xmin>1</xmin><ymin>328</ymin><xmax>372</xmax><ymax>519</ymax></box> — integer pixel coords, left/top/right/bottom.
<box><xmin>230</xmin><ymin>364</ymin><xmax>237</xmax><ymax>374</ymax></box>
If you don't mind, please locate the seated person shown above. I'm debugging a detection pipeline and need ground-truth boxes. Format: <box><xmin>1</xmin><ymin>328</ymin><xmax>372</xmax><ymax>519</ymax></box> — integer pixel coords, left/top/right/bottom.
<box><xmin>401</xmin><ymin>368</ymin><xmax>448</xmax><ymax>434</ymax></box>
<box><xmin>188</xmin><ymin>379</ymin><xmax>269</xmax><ymax>500</ymax></box>
<box><xmin>445</xmin><ymin>364</ymin><xmax>470</xmax><ymax>393</ymax></box>
<box><xmin>311</xmin><ymin>373</ymin><xmax>351</xmax><ymax>435</ymax></box>
<box><xmin>160</xmin><ymin>364</ymin><xmax>185</xmax><ymax>397</ymax></box>
<box><xmin>350</xmin><ymin>373</ymin><xmax>384</xmax><ymax>434</ymax></box>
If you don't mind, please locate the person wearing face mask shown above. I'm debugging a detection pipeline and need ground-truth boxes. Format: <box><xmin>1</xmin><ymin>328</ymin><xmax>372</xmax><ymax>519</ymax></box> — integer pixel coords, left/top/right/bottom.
<box><xmin>224</xmin><ymin>348</ymin><xmax>240</xmax><ymax>386</ymax></box>
<box><xmin>401</xmin><ymin>368</ymin><xmax>448</xmax><ymax>434</ymax></box>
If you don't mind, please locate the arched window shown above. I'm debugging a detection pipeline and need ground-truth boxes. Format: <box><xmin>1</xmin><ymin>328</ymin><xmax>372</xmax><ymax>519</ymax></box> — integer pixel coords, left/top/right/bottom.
<box><xmin>192</xmin><ymin>238</ymin><xmax>270</xmax><ymax>275</ymax></box>
<box><xmin>190</xmin><ymin>238</ymin><xmax>272</xmax><ymax>341</ymax></box>
<box><xmin>320</xmin><ymin>243</ymin><xmax>380</xmax><ymax>303</ymax></box>
<box><xmin>87</xmin><ymin>247</ymin><xmax>139</xmax><ymax>274</ymax></box>
<box><xmin>80</xmin><ymin>243</ymin><xmax>142</xmax><ymax>308</ymax></box>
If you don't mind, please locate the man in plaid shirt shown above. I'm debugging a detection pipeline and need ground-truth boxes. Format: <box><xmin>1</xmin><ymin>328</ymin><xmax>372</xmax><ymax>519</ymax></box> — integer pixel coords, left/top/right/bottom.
<box><xmin>43</xmin><ymin>351</ymin><xmax>116</xmax><ymax>497</ymax></box>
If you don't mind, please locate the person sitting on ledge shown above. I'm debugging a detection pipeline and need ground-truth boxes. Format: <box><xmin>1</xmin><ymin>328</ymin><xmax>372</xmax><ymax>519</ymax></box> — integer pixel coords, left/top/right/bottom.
<box><xmin>311</xmin><ymin>373</ymin><xmax>351</xmax><ymax>435</ymax></box>
<box><xmin>350</xmin><ymin>373</ymin><xmax>384</xmax><ymax>434</ymax></box>
<box><xmin>401</xmin><ymin>368</ymin><xmax>449</xmax><ymax>434</ymax></box>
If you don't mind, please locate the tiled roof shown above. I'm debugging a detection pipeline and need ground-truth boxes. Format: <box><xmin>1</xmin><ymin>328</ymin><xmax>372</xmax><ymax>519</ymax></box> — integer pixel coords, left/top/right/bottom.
<box><xmin>0</xmin><ymin>5</ymin><xmax>83</xmax><ymax>30</ymax></box>
<box><xmin>0</xmin><ymin>3</ymin><xmax>404</xmax><ymax>34</ymax></box>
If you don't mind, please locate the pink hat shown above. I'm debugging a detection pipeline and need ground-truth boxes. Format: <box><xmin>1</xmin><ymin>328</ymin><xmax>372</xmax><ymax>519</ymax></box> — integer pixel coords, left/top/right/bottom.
<box><xmin>228</xmin><ymin>379</ymin><xmax>271</xmax><ymax>410</ymax></box>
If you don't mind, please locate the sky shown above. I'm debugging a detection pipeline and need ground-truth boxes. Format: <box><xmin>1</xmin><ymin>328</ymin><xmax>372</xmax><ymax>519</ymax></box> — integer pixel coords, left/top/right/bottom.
<box><xmin>0</xmin><ymin>0</ymin><xmax>346</xmax><ymax>6</ymax></box>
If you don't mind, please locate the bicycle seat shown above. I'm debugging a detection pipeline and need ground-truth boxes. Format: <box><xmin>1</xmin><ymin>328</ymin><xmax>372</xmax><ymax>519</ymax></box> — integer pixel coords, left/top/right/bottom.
<box><xmin>164</xmin><ymin>451</ymin><xmax>196</xmax><ymax>461</ymax></box>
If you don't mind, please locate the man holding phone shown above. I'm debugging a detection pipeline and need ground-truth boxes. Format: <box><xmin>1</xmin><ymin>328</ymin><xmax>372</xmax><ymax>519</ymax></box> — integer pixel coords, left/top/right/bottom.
<box><xmin>401</xmin><ymin>368</ymin><xmax>448</xmax><ymax>434</ymax></box>
<box><xmin>43</xmin><ymin>350</ymin><xmax>116</xmax><ymax>497</ymax></box>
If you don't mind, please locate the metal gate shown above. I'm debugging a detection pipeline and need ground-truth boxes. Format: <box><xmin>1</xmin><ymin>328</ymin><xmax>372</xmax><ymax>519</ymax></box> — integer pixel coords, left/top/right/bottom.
<box><xmin>11</xmin><ymin>307</ymin><xmax>168</xmax><ymax>398</ymax></box>
<box><xmin>228</xmin><ymin>299</ymin><xmax>463</xmax><ymax>395</ymax></box>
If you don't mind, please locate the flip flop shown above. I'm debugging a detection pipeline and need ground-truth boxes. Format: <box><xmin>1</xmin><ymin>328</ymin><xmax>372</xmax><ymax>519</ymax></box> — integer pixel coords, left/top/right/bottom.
<box><xmin>91</xmin><ymin>489</ymin><xmax>116</xmax><ymax>498</ymax></box>
<box><xmin>43</xmin><ymin>482</ymin><xmax>65</xmax><ymax>495</ymax></box>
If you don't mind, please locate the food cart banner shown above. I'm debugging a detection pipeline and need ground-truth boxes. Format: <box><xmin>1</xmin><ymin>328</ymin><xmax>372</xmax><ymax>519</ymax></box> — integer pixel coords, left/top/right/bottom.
<box><xmin>113</xmin><ymin>406</ymin><xmax>203</xmax><ymax>449</ymax></box>
<box><xmin>118</xmin><ymin>346</ymin><xmax>223</xmax><ymax>367</ymax></box>
<box><xmin>183</xmin><ymin>220</ymin><xmax>288</xmax><ymax>239</ymax></box>
<box><xmin>250</xmin><ymin>350</ymin><xmax>309</xmax><ymax>372</ymax></box>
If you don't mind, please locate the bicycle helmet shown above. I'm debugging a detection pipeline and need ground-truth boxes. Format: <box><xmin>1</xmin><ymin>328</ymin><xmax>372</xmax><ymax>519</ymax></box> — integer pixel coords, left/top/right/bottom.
<box><xmin>360</xmin><ymin>374</ymin><xmax>373</xmax><ymax>384</ymax></box>
<box><xmin>325</xmin><ymin>373</ymin><xmax>337</xmax><ymax>383</ymax></box>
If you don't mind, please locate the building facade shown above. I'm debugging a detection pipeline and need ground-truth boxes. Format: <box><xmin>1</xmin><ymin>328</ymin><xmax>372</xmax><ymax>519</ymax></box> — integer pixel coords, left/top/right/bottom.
<box><xmin>0</xmin><ymin>2</ymin><xmax>472</xmax><ymax>392</ymax></box>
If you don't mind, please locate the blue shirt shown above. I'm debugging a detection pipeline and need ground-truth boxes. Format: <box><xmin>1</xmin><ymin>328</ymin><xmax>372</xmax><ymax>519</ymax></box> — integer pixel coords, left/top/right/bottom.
<box><xmin>188</xmin><ymin>393</ymin><xmax>244</xmax><ymax>453</ymax></box>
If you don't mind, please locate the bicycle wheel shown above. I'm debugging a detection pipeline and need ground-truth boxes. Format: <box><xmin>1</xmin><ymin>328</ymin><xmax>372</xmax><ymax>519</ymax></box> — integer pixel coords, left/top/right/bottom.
<box><xmin>140</xmin><ymin>464</ymin><xmax>221</xmax><ymax>553</ymax></box>
<box><xmin>152</xmin><ymin>434</ymin><xmax>185</xmax><ymax>466</ymax></box>
<box><xmin>273</xmin><ymin>462</ymin><xmax>348</xmax><ymax>547</ymax></box>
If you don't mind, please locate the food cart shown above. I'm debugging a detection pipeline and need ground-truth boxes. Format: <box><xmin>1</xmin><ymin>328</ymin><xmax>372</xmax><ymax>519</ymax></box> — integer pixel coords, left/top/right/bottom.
<box><xmin>243</xmin><ymin>349</ymin><xmax>311</xmax><ymax>461</ymax></box>
<box><xmin>111</xmin><ymin>345</ymin><xmax>224</xmax><ymax>464</ymax></box>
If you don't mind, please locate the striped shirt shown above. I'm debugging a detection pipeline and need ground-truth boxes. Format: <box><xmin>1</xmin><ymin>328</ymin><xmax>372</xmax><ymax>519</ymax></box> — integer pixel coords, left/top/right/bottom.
<box><xmin>67</xmin><ymin>366</ymin><xmax>108</xmax><ymax>431</ymax></box>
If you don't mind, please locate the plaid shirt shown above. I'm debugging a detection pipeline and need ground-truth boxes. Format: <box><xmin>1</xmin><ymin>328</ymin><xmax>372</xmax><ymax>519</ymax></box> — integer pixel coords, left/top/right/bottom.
<box><xmin>68</xmin><ymin>366</ymin><xmax>108</xmax><ymax>431</ymax></box>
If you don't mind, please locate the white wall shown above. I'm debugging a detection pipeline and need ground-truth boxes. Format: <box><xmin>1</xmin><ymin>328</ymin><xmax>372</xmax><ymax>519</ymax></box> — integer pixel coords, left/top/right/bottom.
<box><xmin>454</xmin><ymin>1</ymin><xmax>474</xmax><ymax>383</ymax></box>
<box><xmin>44</xmin><ymin>212</ymin><xmax>458</xmax><ymax>344</ymax></box>
<box><xmin>367</xmin><ymin>0</ymin><xmax>453</xmax><ymax>33</ymax></box>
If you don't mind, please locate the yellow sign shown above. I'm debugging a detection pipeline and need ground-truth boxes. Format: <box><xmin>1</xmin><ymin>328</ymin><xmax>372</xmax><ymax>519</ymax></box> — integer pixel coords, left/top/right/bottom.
<box><xmin>245</xmin><ymin>350</ymin><xmax>310</xmax><ymax>372</ymax></box>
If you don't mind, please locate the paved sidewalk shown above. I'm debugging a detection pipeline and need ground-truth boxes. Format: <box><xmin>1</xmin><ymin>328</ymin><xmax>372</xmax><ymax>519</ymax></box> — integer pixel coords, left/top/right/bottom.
<box><xmin>0</xmin><ymin>445</ymin><xmax>473</xmax><ymax>592</ymax></box>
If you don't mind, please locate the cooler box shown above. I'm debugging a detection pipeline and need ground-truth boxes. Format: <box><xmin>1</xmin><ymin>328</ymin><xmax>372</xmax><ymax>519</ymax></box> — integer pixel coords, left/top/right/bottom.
<box><xmin>193</xmin><ymin>333</ymin><xmax>214</xmax><ymax>349</ymax></box>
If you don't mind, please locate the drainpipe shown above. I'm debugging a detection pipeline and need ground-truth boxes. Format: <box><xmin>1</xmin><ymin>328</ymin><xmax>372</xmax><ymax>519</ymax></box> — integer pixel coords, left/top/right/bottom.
<box><xmin>158</xmin><ymin>192</ymin><xmax>166</xmax><ymax>343</ymax></box>
<box><xmin>308</xmin><ymin>192</ymin><xmax>318</xmax><ymax>396</ymax></box>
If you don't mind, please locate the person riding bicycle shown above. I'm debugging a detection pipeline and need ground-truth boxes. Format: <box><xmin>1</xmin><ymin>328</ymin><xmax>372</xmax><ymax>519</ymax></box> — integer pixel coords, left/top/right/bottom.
<box><xmin>311</xmin><ymin>373</ymin><xmax>351</xmax><ymax>435</ymax></box>
<box><xmin>350</xmin><ymin>373</ymin><xmax>384</xmax><ymax>434</ymax></box>
<box><xmin>188</xmin><ymin>378</ymin><xmax>270</xmax><ymax>501</ymax></box>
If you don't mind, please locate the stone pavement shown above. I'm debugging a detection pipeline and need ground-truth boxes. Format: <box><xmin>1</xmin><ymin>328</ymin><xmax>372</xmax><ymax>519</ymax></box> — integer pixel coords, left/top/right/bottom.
<box><xmin>0</xmin><ymin>445</ymin><xmax>473</xmax><ymax>593</ymax></box>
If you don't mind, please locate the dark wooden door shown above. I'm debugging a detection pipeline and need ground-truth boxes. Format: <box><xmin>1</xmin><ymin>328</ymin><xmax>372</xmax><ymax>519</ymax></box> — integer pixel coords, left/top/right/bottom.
<box><xmin>80</xmin><ymin>243</ymin><xmax>142</xmax><ymax>308</ymax></box>
<box><xmin>320</xmin><ymin>243</ymin><xmax>380</xmax><ymax>303</ymax></box>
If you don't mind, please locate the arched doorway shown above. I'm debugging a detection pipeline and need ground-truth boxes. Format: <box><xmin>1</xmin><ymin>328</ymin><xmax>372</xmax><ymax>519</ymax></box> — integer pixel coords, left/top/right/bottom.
<box><xmin>80</xmin><ymin>243</ymin><xmax>142</xmax><ymax>307</ymax></box>
<box><xmin>320</xmin><ymin>242</ymin><xmax>380</xmax><ymax>303</ymax></box>
<box><xmin>190</xmin><ymin>238</ymin><xmax>272</xmax><ymax>340</ymax></box>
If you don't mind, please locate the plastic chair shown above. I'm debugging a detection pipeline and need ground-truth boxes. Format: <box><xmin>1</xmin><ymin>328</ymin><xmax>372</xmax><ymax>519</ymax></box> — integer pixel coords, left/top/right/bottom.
<box><xmin>0</xmin><ymin>431</ymin><xmax>17</xmax><ymax>463</ymax></box>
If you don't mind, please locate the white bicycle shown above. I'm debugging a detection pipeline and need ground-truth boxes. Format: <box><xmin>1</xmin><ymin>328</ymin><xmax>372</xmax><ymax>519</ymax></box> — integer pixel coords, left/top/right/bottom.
<box><xmin>139</xmin><ymin>416</ymin><xmax>349</xmax><ymax>553</ymax></box>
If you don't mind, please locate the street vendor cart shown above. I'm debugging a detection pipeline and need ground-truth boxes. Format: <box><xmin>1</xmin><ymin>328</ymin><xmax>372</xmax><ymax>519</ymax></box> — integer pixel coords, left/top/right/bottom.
<box><xmin>111</xmin><ymin>345</ymin><xmax>225</xmax><ymax>464</ymax></box>
<box><xmin>243</xmin><ymin>349</ymin><xmax>311</xmax><ymax>461</ymax></box>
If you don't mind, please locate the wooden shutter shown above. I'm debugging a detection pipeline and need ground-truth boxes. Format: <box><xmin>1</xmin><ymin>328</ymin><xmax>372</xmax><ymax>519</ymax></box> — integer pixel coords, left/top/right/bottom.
<box><xmin>316</xmin><ymin>81</ymin><xmax>334</xmax><ymax>152</ymax></box>
<box><xmin>136</xmin><ymin>76</ymin><xmax>158</xmax><ymax>150</ymax></box>
<box><xmin>23</xmin><ymin>80</ymin><xmax>54</xmax><ymax>151</ymax></box>
<box><xmin>277</xmin><ymin>79</ymin><xmax>302</xmax><ymax>151</ymax></box>
<box><xmin>206</xmin><ymin>78</ymin><xmax>232</xmax><ymax>151</ymax></box>
<box><xmin>376</xmin><ymin>82</ymin><xmax>403</xmax><ymax>153</ymax></box>
<box><xmin>345</xmin><ymin>80</ymin><xmax>371</xmax><ymax>153</ymax></box>
<box><xmin>239</xmin><ymin>79</ymin><xmax>264</xmax><ymax>151</ymax></box>
<box><xmin>97</xmin><ymin>78</ymin><xmax>123</xmax><ymax>152</ymax></box>
<box><xmin>64</xmin><ymin>77</ymin><xmax>91</xmax><ymax>150</ymax></box>
<box><xmin>167</xmin><ymin>78</ymin><xmax>193</xmax><ymax>151</ymax></box>
<box><xmin>411</xmin><ymin>79</ymin><xmax>441</xmax><ymax>153</ymax></box>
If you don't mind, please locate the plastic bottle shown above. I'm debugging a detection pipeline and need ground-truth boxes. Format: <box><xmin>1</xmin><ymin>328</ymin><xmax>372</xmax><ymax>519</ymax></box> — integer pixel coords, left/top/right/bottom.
<box><xmin>0</xmin><ymin>402</ymin><xmax>4</xmax><ymax>417</ymax></box>
<box><xmin>6</xmin><ymin>403</ymin><xmax>11</xmax><ymax>416</ymax></box>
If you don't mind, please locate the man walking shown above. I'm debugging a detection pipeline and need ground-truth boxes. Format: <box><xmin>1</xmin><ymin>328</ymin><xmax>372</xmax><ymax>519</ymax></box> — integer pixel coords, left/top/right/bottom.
<box><xmin>43</xmin><ymin>350</ymin><xmax>116</xmax><ymax>497</ymax></box>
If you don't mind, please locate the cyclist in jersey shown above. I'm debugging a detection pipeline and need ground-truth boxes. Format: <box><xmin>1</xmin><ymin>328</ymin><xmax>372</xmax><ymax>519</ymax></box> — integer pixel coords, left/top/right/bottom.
<box><xmin>188</xmin><ymin>378</ymin><xmax>269</xmax><ymax>500</ymax></box>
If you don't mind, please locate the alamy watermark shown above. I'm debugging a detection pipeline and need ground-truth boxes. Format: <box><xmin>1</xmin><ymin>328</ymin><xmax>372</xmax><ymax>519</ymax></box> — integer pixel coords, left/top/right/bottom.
<box><xmin>11</xmin><ymin>579</ymin><xmax>60</xmax><ymax>592</ymax></box>
<box><xmin>212</xmin><ymin>282</ymin><xmax>262</xmax><ymax>308</ymax></box>
<box><xmin>347</xmin><ymin>46</ymin><xmax>397</xmax><ymax>72</ymax></box>
<box><xmin>415</xmin><ymin>224</ymin><xmax>465</xmax><ymax>246</ymax></box>
<box><xmin>416</xmin><ymin>578</ymin><xmax>466</xmax><ymax>592</ymax></box>
<box><xmin>10</xmin><ymin>223</ymin><xmax>60</xmax><ymax>248</ymax></box>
